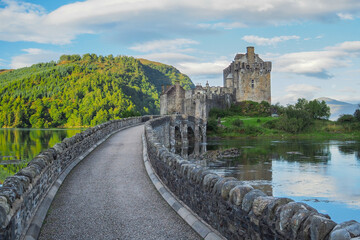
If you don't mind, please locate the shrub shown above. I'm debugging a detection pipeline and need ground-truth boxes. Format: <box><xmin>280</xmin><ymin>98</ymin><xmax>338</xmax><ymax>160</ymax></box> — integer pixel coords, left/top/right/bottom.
<box><xmin>209</xmin><ymin>108</ymin><xmax>228</xmax><ymax>118</ymax></box>
<box><xmin>244</xmin><ymin>125</ymin><xmax>263</xmax><ymax>135</ymax></box>
<box><xmin>338</xmin><ymin>114</ymin><xmax>356</xmax><ymax>123</ymax></box>
<box><xmin>354</xmin><ymin>108</ymin><xmax>360</xmax><ymax>122</ymax></box>
<box><xmin>263</xmin><ymin>119</ymin><xmax>278</xmax><ymax>129</ymax></box>
<box><xmin>207</xmin><ymin>117</ymin><xmax>218</xmax><ymax>132</ymax></box>
<box><xmin>276</xmin><ymin>107</ymin><xmax>313</xmax><ymax>133</ymax></box>
<box><xmin>232</xmin><ymin>119</ymin><xmax>244</xmax><ymax>127</ymax></box>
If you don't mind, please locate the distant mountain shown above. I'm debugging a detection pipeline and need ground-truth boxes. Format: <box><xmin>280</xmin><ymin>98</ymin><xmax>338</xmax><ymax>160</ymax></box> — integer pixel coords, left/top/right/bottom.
<box><xmin>317</xmin><ymin>97</ymin><xmax>359</xmax><ymax>120</ymax></box>
<box><xmin>0</xmin><ymin>54</ymin><xmax>194</xmax><ymax>128</ymax></box>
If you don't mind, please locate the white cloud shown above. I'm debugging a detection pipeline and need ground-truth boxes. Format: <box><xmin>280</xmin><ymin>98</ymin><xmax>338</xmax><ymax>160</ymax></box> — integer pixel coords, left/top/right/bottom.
<box><xmin>199</xmin><ymin>22</ymin><xmax>247</xmax><ymax>30</ymax></box>
<box><xmin>273</xmin><ymin>41</ymin><xmax>360</xmax><ymax>79</ymax></box>
<box><xmin>130</xmin><ymin>39</ymin><xmax>198</xmax><ymax>53</ymax></box>
<box><xmin>242</xmin><ymin>35</ymin><xmax>300</xmax><ymax>46</ymax></box>
<box><xmin>177</xmin><ymin>60</ymin><xmax>229</xmax><ymax>75</ymax></box>
<box><xmin>272</xmin><ymin>84</ymin><xmax>321</xmax><ymax>105</ymax></box>
<box><xmin>138</xmin><ymin>52</ymin><xmax>197</xmax><ymax>62</ymax></box>
<box><xmin>337</xmin><ymin>13</ymin><xmax>354</xmax><ymax>20</ymax></box>
<box><xmin>1</xmin><ymin>0</ymin><xmax>360</xmax><ymax>44</ymax></box>
<box><xmin>10</xmin><ymin>48</ymin><xmax>61</xmax><ymax>69</ymax></box>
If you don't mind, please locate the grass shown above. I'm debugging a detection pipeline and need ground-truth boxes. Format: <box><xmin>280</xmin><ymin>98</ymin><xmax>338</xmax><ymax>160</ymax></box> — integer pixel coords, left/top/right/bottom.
<box><xmin>209</xmin><ymin>116</ymin><xmax>360</xmax><ymax>140</ymax></box>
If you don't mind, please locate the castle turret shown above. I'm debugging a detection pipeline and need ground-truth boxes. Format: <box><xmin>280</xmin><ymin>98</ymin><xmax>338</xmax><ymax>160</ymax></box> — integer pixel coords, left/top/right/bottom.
<box><xmin>223</xmin><ymin>46</ymin><xmax>271</xmax><ymax>104</ymax></box>
<box><xmin>247</xmin><ymin>46</ymin><xmax>255</xmax><ymax>65</ymax></box>
<box><xmin>226</xmin><ymin>73</ymin><xmax>234</xmax><ymax>88</ymax></box>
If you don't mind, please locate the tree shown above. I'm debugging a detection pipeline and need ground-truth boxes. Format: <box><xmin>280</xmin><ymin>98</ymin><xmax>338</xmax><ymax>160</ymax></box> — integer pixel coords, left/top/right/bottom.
<box><xmin>337</xmin><ymin>114</ymin><xmax>355</xmax><ymax>123</ymax></box>
<box><xmin>277</xmin><ymin>106</ymin><xmax>312</xmax><ymax>133</ymax></box>
<box><xmin>307</xmin><ymin>99</ymin><xmax>330</xmax><ymax>120</ymax></box>
<box><xmin>294</xmin><ymin>98</ymin><xmax>330</xmax><ymax>120</ymax></box>
<box><xmin>354</xmin><ymin>105</ymin><xmax>360</xmax><ymax>122</ymax></box>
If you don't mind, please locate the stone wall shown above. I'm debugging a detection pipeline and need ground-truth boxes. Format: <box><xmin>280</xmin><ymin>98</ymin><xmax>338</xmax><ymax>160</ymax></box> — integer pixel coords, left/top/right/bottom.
<box><xmin>0</xmin><ymin>116</ymin><xmax>151</xmax><ymax>240</ymax></box>
<box><xmin>145</xmin><ymin>116</ymin><xmax>360</xmax><ymax>240</ymax></box>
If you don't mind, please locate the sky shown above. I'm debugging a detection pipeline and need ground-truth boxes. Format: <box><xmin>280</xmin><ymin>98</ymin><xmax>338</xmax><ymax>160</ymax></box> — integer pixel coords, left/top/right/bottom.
<box><xmin>0</xmin><ymin>0</ymin><xmax>360</xmax><ymax>105</ymax></box>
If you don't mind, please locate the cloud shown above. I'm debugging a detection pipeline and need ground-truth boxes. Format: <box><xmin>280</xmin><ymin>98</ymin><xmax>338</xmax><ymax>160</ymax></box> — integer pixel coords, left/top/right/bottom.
<box><xmin>242</xmin><ymin>35</ymin><xmax>300</xmax><ymax>46</ymax></box>
<box><xmin>273</xmin><ymin>41</ymin><xmax>360</xmax><ymax>79</ymax></box>
<box><xmin>10</xmin><ymin>48</ymin><xmax>61</xmax><ymax>69</ymax></box>
<box><xmin>1</xmin><ymin>0</ymin><xmax>360</xmax><ymax>44</ymax></box>
<box><xmin>130</xmin><ymin>39</ymin><xmax>198</xmax><ymax>53</ymax></box>
<box><xmin>337</xmin><ymin>13</ymin><xmax>354</xmax><ymax>20</ymax></box>
<box><xmin>272</xmin><ymin>84</ymin><xmax>321</xmax><ymax>105</ymax></box>
<box><xmin>138</xmin><ymin>52</ymin><xmax>197</xmax><ymax>62</ymax></box>
<box><xmin>177</xmin><ymin>60</ymin><xmax>229</xmax><ymax>75</ymax></box>
<box><xmin>198</xmin><ymin>22</ymin><xmax>247</xmax><ymax>30</ymax></box>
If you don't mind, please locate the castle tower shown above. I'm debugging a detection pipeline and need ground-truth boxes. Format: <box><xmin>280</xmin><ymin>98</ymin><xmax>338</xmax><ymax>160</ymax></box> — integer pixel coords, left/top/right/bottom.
<box><xmin>223</xmin><ymin>46</ymin><xmax>271</xmax><ymax>104</ymax></box>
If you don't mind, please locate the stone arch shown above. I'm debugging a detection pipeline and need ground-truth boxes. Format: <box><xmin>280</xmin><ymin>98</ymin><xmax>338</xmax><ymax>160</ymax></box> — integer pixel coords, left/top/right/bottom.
<box><xmin>187</xmin><ymin>126</ymin><xmax>195</xmax><ymax>155</ymax></box>
<box><xmin>174</xmin><ymin>125</ymin><xmax>182</xmax><ymax>154</ymax></box>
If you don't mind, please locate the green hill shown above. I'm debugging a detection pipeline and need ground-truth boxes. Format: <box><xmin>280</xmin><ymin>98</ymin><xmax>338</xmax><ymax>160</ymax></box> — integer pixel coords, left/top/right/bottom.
<box><xmin>0</xmin><ymin>54</ymin><xmax>194</xmax><ymax>128</ymax></box>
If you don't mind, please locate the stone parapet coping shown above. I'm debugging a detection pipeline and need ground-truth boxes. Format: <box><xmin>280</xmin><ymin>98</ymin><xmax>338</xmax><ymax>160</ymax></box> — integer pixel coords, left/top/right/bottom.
<box><xmin>23</xmin><ymin>123</ymin><xmax>143</xmax><ymax>240</ymax></box>
<box><xmin>142</xmin><ymin>133</ymin><xmax>225</xmax><ymax>240</ymax></box>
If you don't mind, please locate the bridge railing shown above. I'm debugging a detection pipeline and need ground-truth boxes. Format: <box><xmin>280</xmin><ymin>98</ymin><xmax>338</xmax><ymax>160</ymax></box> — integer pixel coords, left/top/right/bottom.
<box><xmin>0</xmin><ymin>116</ymin><xmax>154</xmax><ymax>240</ymax></box>
<box><xmin>144</xmin><ymin>115</ymin><xmax>360</xmax><ymax>240</ymax></box>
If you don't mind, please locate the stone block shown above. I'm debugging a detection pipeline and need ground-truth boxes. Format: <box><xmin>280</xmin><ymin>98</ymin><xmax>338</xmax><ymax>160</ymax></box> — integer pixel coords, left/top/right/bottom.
<box><xmin>221</xmin><ymin>181</ymin><xmax>242</xmax><ymax>200</ymax></box>
<box><xmin>180</xmin><ymin>164</ymin><xmax>196</xmax><ymax>178</ymax></box>
<box><xmin>0</xmin><ymin>204</ymin><xmax>7</xmax><ymax>228</ymax></box>
<box><xmin>194</xmin><ymin>169</ymin><xmax>212</xmax><ymax>184</ymax></box>
<box><xmin>189</xmin><ymin>166</ymin><xmax>202</xmax><ymax>181</ymax></box>
<box><xmin>0</xmin><ymin>187</ymin><xmax>16</xmax><ymax>206</ymax></box>
<box><xmin>53</xmin><ymin>143</ymin><xmax>65</xmax><ymax>154</ymax></box>
<box><xmin>310</xmin><ymin>214</ymin><xmax>337</xmax><ymax>240</ymax></box>
<box><xmin>202</xmin><ymin>174</ymin><xmax>220</xmax><ymax>192</ymax></box>
<box><xmin>290</xmin><ymin>209</ymin><xmax>317</xmax><ymax>239</ymax></box>
<box><xmin>252</xmin><ymin>196</ymin><xmax>276</xmax><ymax>217</ymax></box>
<box><xmin>16</xmin><ymin>165</ymin><xmax>40</xmax><ymax>183</ymax></box>
<box><xmin>241</xmin><ymin>189</ymin><xmax>266</xmax><ymax>213</ymax></box>
<box><xmin>27</xmin><ymin>158</ymin><xmax>47</xmax><ymax>171</ymax></box>
<box><xmin>229</xmin><ymin>184</ymin><xmax>253</xmax><ymax>206</ymax></box>
<box><xmin>212</xmin><ymin>177</ymin><xmax>237</xmax><ymax>196</ymax></box>
<box><xmin>276</xmin><ymin>202</ymin><xmax>318</xmax><ymax>236</ymax></box>
<box><xmin>2</xmin><ymin>176</ymin><xmax>28</xmax><ymax>199</ymax></box>
<box><xmin>330</xmin><ymin>221</ymin><xmax>360</xmax><ymax>240</ymax></box>
<box><xmin>0</xmin><ymin>196</ymin><xmax>10</xmax><ymax>215</ymax></box>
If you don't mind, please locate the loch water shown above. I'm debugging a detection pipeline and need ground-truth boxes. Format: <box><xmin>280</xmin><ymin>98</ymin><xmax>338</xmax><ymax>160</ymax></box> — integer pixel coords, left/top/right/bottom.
<box><xmin>202</xmin><ymin>138</ymin><xmax>360</xmax><ymax>223</ymax></box>
<box><xmin>0</xmin><ymin>128</ymin><xmax>83</xmax><ymax>183</ymax></box>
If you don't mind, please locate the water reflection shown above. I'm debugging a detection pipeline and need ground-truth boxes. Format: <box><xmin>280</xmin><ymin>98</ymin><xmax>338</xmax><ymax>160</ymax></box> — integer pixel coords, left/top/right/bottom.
<box><xmin>201</xmin><ymin>138</ymin><xmax>360</xmax><ymax>223</ymax></box>
<box><xmin>0</xmin><ymin>128</ymin><xmax>83</xmax><ymax>183</ymax></box>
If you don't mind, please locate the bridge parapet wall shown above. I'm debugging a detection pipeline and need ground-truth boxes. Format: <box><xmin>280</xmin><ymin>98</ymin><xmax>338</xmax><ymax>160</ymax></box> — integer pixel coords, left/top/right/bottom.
<box><xmin>145</xmin><ymin>116</ymin><xmax>360</xmax><ymax>240</ymax></box>
<box><xmin>0</xmin><ymin>116</ymin><xmax>156</xmax><ymax>240</ymax></box>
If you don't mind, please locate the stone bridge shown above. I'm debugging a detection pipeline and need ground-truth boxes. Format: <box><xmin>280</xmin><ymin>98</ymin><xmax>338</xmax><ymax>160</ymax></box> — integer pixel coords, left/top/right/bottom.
<box><xmin>151</xmin><ymin>114</ymin><xmax>207</xmax><ymax>159</ymax></box>
<box><xmin>0</xmin><ymin>115</ymin><xmax>359</xmax><ymax>240</ymax></box>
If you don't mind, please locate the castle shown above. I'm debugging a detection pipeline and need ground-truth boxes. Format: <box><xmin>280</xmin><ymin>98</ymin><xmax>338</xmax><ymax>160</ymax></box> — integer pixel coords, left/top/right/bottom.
<box><xmin>160</xmin><ymin>47</ymin><xmax>271</xmax><ymax>119</ymax></box>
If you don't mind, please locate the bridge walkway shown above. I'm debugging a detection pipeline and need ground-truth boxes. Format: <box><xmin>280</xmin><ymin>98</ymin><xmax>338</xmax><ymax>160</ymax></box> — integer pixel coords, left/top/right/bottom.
<box><xmin>39</xmin><ymin>125</ymin><xmax>200</xmax><ymax>240</ymax></box>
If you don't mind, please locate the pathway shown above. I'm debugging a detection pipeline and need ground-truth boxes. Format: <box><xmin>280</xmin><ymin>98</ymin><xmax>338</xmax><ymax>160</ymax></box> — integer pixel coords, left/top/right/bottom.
<box><xmin>39</xmin><ymin>125</ymin><xmax>200</xmax><ymax>240</ymax></box>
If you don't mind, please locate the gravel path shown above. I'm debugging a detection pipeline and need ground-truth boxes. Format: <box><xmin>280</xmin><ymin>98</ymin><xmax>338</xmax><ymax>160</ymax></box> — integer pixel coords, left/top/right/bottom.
<box><xmin>39</xmin><ymin>125</ymin><xmax>200</xmax><ymax>240</ymax></box>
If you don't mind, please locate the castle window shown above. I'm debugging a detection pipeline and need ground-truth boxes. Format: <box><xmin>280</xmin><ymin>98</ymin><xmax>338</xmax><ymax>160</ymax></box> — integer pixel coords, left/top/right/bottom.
<box><xmin>251</xmin><ymin>80</ymin><xmax>254</xmax><ymax>89</ymax></box>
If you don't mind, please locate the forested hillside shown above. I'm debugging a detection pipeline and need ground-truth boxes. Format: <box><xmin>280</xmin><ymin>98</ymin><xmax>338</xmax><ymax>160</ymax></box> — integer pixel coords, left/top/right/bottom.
<box><xmin>0</xmin><ymin>54</ymin><xmax>193</xmax><ymax>128</ymax></box>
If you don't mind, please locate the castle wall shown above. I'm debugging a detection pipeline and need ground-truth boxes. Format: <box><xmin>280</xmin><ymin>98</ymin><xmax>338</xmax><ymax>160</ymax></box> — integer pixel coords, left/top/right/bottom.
<box><xmin>236</xmin><ymin>71</ymin><xmax>271</xmax><ymax>103</ymax></box>
<box><xmin>160</xmin><ymin>94</ymin><xmax>167</xmax><ymax>115</ymax></box>
<box><xmin>160</xmin><ymin>82</ymin><xmax>185</xmax><ymax>115</ymax></box>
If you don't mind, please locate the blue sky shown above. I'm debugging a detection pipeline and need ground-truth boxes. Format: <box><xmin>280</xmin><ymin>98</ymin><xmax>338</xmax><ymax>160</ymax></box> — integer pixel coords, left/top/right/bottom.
<box><xmin>1</xmin><ymin>0</ymin><xmax>360</xmax><ymax>105</ymax></box>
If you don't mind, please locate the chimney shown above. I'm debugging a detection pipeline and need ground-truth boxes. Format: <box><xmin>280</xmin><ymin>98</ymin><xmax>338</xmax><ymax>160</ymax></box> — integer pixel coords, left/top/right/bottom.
<box><xmin>247</xmin><ymin>46</ymin><xmax>255</xmax><ymax>65</ymax></box>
